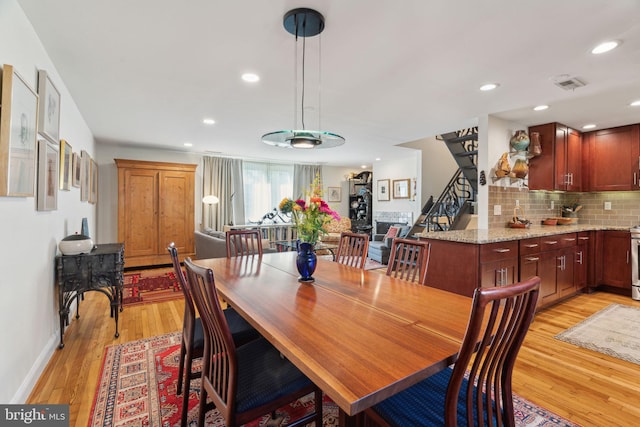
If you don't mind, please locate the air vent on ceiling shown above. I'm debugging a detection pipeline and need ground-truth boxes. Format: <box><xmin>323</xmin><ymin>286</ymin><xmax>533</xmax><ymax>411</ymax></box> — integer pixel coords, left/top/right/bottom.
<box><xmin>553</xmin><ymin>77</ymin><xmax>586</xmax><ymax>91</ymax></box>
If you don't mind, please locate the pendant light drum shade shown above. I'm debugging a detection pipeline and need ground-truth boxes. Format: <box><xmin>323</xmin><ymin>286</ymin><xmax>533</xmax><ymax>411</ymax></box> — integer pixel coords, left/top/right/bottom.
<box><xmin>261</xmin><ymin>8</ymin><xmax>345</xmax><ymax>149</ymax></box>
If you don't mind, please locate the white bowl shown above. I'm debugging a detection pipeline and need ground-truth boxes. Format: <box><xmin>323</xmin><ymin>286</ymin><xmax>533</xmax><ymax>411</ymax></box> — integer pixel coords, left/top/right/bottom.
<box><xmin>59</xmin><ymin>235</ymin><xmax>94</xmax><ymax>255</ymax></box>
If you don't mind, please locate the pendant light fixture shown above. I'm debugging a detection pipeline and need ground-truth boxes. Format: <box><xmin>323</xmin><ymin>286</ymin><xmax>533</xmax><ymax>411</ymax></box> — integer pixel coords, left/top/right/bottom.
<box><xmin>262</xmin><ymin>8</ymin><xmax>345</xmax><ymax>149</ymax></box>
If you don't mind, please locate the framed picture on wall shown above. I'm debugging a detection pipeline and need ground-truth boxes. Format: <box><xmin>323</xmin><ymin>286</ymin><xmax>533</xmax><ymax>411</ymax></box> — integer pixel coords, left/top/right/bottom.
<box><xmin>80</xmin><ymin>150</ymin><xmax>90</xmax><ymax>201</ymax></box>
<box><xmin>72</xmin><ymin>151</ymin><xmax>81</xmax><ymax>188</ymax></box>
<box><xmin>377</xmin><ymin>179</ymin><xmax>390</xmax><ymax>201</ymax></box>
<box><xmin>89</xmin><ymin>158</ymin><xmax>98</xmax><ymax>204</ymax></box>
<box><xmin>36</xmin><ymin>139</ymin><xmax>58</xmax><ymax>211</ymax></box>
<box><xmin>59</xmin><ymin>139</ymin><xmax>72</xmax><ymax>190</ymax></box>
<box><xmin>37</xmin><ymin>70</ymin><xmax>61</xmax><ymax>144</ymax></box>
<box><xmin>392</xmin><ymin>179</ymin><xmax>410</xmax><ymax>199</ymax></box>
<box><xmin>328</xmin><ymin>186</ymin><xmax>341</xmax><ymax>202</ymax></box>
<box><xmin>0</xmin><ymin>64</ymin><xmax>38</xmax><ymax>197</ymax></box>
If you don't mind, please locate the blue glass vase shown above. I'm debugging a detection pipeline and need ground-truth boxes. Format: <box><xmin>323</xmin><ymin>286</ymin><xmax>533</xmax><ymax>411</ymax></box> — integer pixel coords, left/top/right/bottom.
<box><xmin>296</xmin><ymin>240</ymin><xmax>317</xmax><ymax>282</ymax></box>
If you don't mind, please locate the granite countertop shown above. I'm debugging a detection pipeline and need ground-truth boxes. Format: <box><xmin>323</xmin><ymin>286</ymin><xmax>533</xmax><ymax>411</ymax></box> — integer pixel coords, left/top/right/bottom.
<box><xmin>419</xmin><ymin>224</ymin><xmax>631</xmax><ymax>244</ymax></box>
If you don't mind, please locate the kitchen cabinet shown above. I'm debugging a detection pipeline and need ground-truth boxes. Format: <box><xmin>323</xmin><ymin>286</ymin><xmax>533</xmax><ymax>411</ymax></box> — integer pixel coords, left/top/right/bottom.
<box><xmin>480</xmin><ymin>241</ymin><xmax>519</xmax><ymax>288</ymax></box>
<box><xmin>116</xmin><ymin>159</ymin><xmax>196</xmax><ymax>268</ymax></box>
<box><xmin>584</xmin><ymin>124</ymin><xmax>640</xmax><ymax>191</ymax></box>
<box><xmin>597</xmin><ymin>230</ymin><xmax>631</xmax><ymax>289</ymax></box>
<box><xmin>574</xmin><ymin>232</ymin><xmax>592</xmax><ymax>291</ymax></box>
<box><xmin>519</xmin><ymin>233</ymin><xmax>578</xmax><ymax>307</ymax></box>
<box><xmin>528</xmin><ymin>122</ymin><xmax>582</xmax><ymax>191</ymax></box>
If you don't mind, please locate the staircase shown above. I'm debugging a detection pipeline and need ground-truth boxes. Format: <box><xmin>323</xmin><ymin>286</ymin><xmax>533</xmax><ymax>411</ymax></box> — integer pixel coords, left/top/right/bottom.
<box><xmin>408</xmin><ymin>127</ymin><xmax>478</xmax><ymax>235</ymax></box>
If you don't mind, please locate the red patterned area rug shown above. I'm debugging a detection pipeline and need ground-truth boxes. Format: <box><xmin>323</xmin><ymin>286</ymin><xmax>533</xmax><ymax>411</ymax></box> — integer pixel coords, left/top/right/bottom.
<box><xmin>88</xmin><ymin>333</ymin><xmax>579</xmax><ymax>427</ymax></box>
<box><xmin>122</xmin><ymin>268</ymin><xmax>183</xmax><ymax>306</ymax></box>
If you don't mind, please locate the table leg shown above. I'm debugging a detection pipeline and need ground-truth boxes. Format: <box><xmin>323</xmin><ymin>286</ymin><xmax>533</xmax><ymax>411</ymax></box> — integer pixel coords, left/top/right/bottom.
<box><xmin>339</xmin><ymin>410</ymin><xmax>365</xmax><ymax>427</ymax></box>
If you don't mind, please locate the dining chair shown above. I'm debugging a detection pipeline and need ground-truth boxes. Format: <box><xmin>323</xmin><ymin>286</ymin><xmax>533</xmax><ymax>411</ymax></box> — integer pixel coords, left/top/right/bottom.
<box><xmin>167</xmin><ymin>243</ymin><xmax>260</xmax><ymax>427</ymax></box>
<box><xmin>226</xmin><ymin>228</ymin><xmax>263</xmax><ymax>257</ymax></box>
<box><xmin>183</xmin><ymin>257</ymin><xmax>324</xmax><ymax>427</ymax></box>
<box><xmin>366</xmin><ymin>276</ymin><xmax>541</xmax><ymax>427</ymax></box>
<box><xmin>335</xmin><ymin>231</ymin><xmax>370</xmax><ymax>269</ymax></box>
<box><xmin>385</xmin><ymin>238</ymin><xmax>431</xmax><ymax>285</ymax></box>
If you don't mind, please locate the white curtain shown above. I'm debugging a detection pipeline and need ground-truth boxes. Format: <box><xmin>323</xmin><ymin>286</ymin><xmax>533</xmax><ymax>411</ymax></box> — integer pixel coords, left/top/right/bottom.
<box><xmin>293</xmin><ymin>164</ymin><xmax>322</xmax><ymax>199</ymax></box>
<box><xmin>242</xmin><ymin>162</ymin><xmax>294</xmax><ymax>223</ymax></box>
<box><xmin>202</xmin><ymin>156</ymin><xmax>245</xmax><ymax>230</ymax></box>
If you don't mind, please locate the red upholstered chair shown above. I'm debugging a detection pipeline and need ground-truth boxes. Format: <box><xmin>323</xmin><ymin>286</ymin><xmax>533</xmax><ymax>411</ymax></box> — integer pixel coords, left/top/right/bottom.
<box><xmin>335</xmin><ymin>231</ymin><xmax>370</xmax><ymax>269</ymax></box>
<box><xmin>366</xmin><ymin>276</ymin><xmax>540</xmax><ymax>427</ymax></box>
<box><xmin>183</xmin><ymin>257</ymin><xmax>323</xmax><ymax>427</ymax></box>
<box><xmin>167</xmin><ymin>243</ymin><xmax>259</xmax><ymax>427</ymax></box>
<box><xmin>385</xmin><ymin>238</ymin><xmax>431</xmax><ymax>285</ymax></box>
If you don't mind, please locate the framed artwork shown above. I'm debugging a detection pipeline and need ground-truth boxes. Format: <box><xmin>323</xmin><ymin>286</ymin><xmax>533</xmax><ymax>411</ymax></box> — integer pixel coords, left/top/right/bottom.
<box><xmin>327</xmin><ymin>186</ymin><xmax>341</xmax><ymax>202</ymax></box>
<box><xmin>36</xmin><ymin>139</ymin><xmax>58</xmax><ymax>211</ymax></box>
<box><xmin>377</xmin><ymin>179</ymin><xmax>390</xmax><ymax>201</ymax></box>
<box><xmin>80</xmin><ymin>150</ymin><xmax>90</xmax><ymax>201</ymax></box>
<box><xmin>392</xmin><ymin>179</ymin><xmax>410</xmax><ymax>199</ymax></box>
<box><xmin>0</xmin><ymin>64</ymin><xmax>38</xmax><ymax>197</ymax></box>
<box><xmin>59</xmin><ymin>139</ymin><xmax>72</xmax><ymax>190</ymax></box>
<box><xmin>37</xmin><ymin>70</ymin><xmax>61</xmax><ymax>144</ymax></box>
<box><xmin>89</xmin><ymin>158</ymin><xmax>98</xmax><ymax>204</ymax></box>
<box><xmin>72</xmin><ymin>151</ymin><xmax>81</xmax><ymax>188</ymax></box>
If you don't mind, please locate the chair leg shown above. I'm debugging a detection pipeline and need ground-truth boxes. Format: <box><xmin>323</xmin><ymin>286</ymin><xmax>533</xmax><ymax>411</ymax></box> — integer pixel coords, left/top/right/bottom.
<box><xmin>314</xmin><ymin>389</ymin><xmax>323</xmax><ymax>426</ymax></box>
<box><xmin>181</xmin><ymin>347</ymin><xmax>194</xmax><ymax>427</ymax></box>
<box><xmin>177</xmin><ymin>341</ymin><xmax>187</xmax><ymax>395</ymax></box>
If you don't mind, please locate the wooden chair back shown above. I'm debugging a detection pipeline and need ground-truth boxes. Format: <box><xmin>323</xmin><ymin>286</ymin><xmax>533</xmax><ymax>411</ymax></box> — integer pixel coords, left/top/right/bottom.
<box><xmin>167</xmin><ymin>243</ymin><xmax>203</xmax><ymax>427</ymax></box>
<box><xmin>386</xmin><ymin>238</ymin><xmax>431</xmax><ymax>284</ymax></box>
<box><xmin>335</xmin><ymin>231</ymin><xmax>370</xmax><ymax>269</ymax></box>
<box><xmin>226</xmin><ymin>229</ymin><xmax>263</xmax><ymax>257</ymax></box>
<box><xmin>183</xmin><ymin>257</ymin><xmax>237</xmax><ymax>423</ymax></box>
<box><xmin>446</xmin><ymin>276</ymin><xmax>540</xmax><ymax>426</ymax></box>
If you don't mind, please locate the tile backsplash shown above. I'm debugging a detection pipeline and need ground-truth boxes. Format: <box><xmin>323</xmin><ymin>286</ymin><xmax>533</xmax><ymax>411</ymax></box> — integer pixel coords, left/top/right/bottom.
<box><xmin>488</xmin><ymin>186</ymin><xmax>640</xmax><ymax>229</ymax></box>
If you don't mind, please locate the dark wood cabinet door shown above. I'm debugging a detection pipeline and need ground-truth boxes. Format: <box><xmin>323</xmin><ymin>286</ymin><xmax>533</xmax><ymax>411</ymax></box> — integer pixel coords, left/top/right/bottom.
<box><xmin>554</xmin><ymin>124</ymin><xmax>568</xmax><ymax>191</ymax></box>
<box><xmin>587</xmin><ymin>125</ymin><xmax>640</xmax><ymax>191</ymax></box>
<box><xmin>566</xmin><ymin>127</ymin><xmax>582</xmax><ymax>191</ymax></box>
<box><xmin>539</xmin><ymin>250</ymin><xmax>559</xmax><ymax>306</ymax></box>
<box><xmin>558</xmin><ymin>247</ymin><xmax>575</xmax><ymax>297</ymax></box>
<box><xmin>600</xmin><ymin>231</ymin><xmax>631</xmax><ymax>288</ymax></box>
<box><xmin>480</xmin><ymin>258</ymin><xmax>517</xmax><ymax>288</ymax></box>
<box><xmin>574</xmin><ymin>243</ymin><xmax>587</xmax><ymax>291</ymax></box>
<box><xmin>528</xmin><ymin>123</ymin><xmax>556</xmax><ymax>190</ymax></box>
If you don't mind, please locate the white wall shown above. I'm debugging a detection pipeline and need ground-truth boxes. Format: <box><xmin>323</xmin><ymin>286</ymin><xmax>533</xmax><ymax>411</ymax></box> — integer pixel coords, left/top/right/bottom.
<box><xmin>372</xmin><ymin>151</ymin><xmax>422</xmax><ymax>224</ymax></box>
<box><xmin>95</xmin><ymin>143</ymin><xmax>203</xmax><ymax>243</ymax></box>
<box><xmin>0</xmin><ymin>0</ymin><xmax>97</xmax><ymax>403</ymax></box>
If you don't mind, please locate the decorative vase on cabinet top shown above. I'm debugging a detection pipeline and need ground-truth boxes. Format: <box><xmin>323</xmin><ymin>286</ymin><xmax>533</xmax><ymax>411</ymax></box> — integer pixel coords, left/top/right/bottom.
<box><xmin>59</xmin><ymin>234</ymin><xmax>94</xmax><ymax>255</ymax></box>
<box><xmin>510</xmin><ymin>130</ymin><xmax>530</xmax><ymax>151</ymax></box>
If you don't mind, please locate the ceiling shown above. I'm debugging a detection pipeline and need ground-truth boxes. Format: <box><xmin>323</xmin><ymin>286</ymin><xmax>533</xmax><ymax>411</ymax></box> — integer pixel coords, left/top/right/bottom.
<box><xmin>16</xmin><ymin>0</ymin><xmax>640</xmax><ymax>168</ymax></box>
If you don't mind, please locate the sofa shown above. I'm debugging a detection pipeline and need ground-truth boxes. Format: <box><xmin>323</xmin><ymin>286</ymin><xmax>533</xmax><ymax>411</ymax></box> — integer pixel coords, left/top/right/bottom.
<box><xmin>194</xmin><ymin>229</ymin><xmax>275</xmax><ymax>259</ymax></box>
<box><xmin>319</xmin><ymin>217</ymin><xmax>352</xmax><ymax>244</ymax></box>
<box><xmin>367</xmin><ymin>221</ymin><xmax>411</xmax><ymax>264</ymax></box>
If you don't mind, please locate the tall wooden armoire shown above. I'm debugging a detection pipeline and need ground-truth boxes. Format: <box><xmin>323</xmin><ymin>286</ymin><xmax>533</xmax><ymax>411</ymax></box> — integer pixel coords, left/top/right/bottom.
<box><xmin>115</xmin><ymin>159</ymin><xmax>196</xmax><ymax>268</ymax></box>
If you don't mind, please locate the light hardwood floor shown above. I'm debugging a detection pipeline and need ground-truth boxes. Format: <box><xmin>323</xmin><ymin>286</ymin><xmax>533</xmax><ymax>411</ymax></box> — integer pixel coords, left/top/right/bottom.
<box><xmin>27</xmin><ymin>289</ymin><xmax>640</xmax><ymax>426</ymax></box>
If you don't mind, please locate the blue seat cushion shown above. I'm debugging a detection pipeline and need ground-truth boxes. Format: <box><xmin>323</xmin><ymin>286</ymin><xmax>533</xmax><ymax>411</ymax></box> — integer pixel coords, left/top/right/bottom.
<box><xmin>235</xmin><ymin>338</ymin><xmax>313</xmax><ymax>413</ymax></box>
<box><xmin>372</xmin><ymin>368</ymin><xmax>499</xmax><ymax>426</ymax></box>
<box><xmin>224</xmin><ymin>307</ymin><xmax>260</xmax><ymax>347</ymax></box>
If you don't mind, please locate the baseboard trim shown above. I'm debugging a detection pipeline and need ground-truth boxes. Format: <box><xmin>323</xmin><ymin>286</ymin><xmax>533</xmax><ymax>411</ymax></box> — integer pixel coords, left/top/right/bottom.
<box><xmin>11</xmin><ymin>332</ymin><xmax>59</xmax><ymax>403</ymax></box>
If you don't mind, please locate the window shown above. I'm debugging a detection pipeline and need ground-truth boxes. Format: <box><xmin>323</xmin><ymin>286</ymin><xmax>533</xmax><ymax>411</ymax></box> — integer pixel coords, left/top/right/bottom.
<box><xmin>242</xmin><ymin>162</ymin><xmax>293</xmax><ymax>223</ymax></box>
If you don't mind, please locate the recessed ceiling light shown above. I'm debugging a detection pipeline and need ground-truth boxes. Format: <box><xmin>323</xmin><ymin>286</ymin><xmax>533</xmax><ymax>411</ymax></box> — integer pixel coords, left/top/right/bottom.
<box><xmin>241</xmin><ymin>73</ymin><xmax>260</xmax><ymax>83</ymax></box>
<box><xmin>183</xmin><ymin>142</ymin><xmax>193</xmax><ymax>147</ymax></box>
<box><xmin>631</xmin><ymin>100</ymin><xmax>640</xmax><ymax>107</ymax></box>
<box><xmin>361</xmin><ymin>165</ymin><xmax>367</xmax><ymax>169</ymax></box>
<box><xmin>591</xmin><ymin>40</ymin><xmax>620</xmax><ymax>54</ymax></box>
<box><xmin>582</xmin><ymin>124</ymin><xmax>597</xmax><ymax>130</ymax></box>
<box><xmin>375</xmin><ymin>157</ymin><xmax>381</xmax><ymax>161</ymax></box>
<box><xmin>202</xmin><ymin>118</ymin><xmax>215</xmax><ymax>125</ymax></box>
<box><xmin>479</xmin><ymin>83</ymin><xmax>499</xmax><ymax>91</ymax></box>
<box><xmin>533</xmin><ymin>105</ymin><xmax>549</xmax><ymax>111</ymax></box>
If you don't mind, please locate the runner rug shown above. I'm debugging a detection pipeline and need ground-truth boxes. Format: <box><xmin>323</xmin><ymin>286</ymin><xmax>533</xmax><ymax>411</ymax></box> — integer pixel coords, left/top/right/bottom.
<box><xmin>122</xmin><ymin>268</ymin><xmax>183</xmax><ymax>306</ymax></box>
<box><xmin>88</xmin><ymin>333</ymin><xmax>578</xmax><ymax>426</ymax></box>
<box><xmin>555</xmin><ymin>303</ymin><xmax>640</xmax><ymax>365</ymax></box>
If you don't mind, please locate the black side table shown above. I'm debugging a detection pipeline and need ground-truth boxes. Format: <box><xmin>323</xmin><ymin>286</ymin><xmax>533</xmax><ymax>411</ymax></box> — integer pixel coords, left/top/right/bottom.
<box><xmin>55</xmin><ymin>243</ymin><xmax>124</xmax><ymax>349</ymax></box>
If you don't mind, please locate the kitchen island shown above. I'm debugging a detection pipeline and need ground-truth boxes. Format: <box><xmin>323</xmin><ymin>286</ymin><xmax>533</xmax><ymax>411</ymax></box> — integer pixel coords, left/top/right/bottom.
<box><xmin>419</xmin><ymin>224</ymin><xmax>631</xmax><ymax>309</ymax></box>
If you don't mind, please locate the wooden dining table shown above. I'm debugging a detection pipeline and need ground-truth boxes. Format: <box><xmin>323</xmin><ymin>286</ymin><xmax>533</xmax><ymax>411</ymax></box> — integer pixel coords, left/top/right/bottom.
<box><xmin>193</xmin><ymin>251</ymin><xmax>473</xmax><ymax>424</ymax></box>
